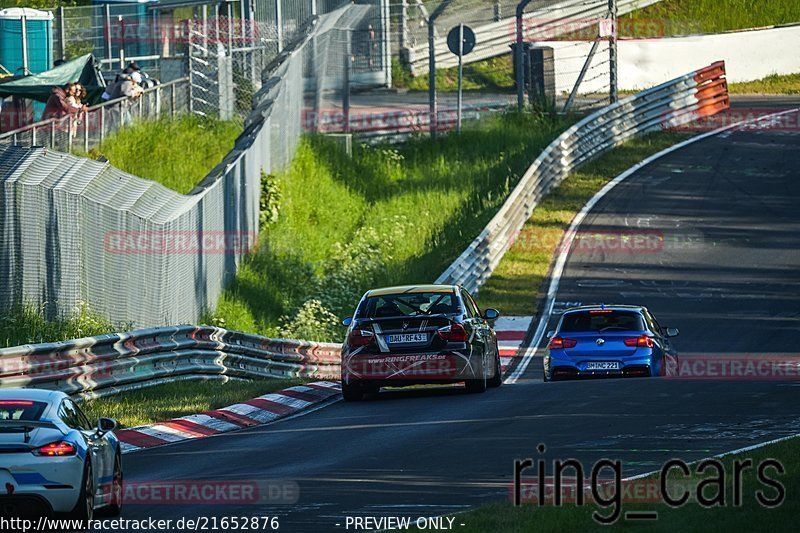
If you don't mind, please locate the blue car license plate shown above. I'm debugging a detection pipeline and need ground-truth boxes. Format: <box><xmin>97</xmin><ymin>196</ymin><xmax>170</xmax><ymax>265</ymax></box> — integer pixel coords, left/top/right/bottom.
<box><xmin>586</xmin><ymin>361</ymin><xmax>621</xmax><ymax>370</ymax></box>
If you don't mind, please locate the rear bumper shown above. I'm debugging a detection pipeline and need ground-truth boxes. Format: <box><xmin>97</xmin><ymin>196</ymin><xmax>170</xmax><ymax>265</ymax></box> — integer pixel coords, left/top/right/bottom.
<box><xmin>342</xmin><ymin>349</ymin><xmax>486</xmax><ymax>384</ymax></box>
<box><xmin>544</xmin><ymin>352</ymin><xmax>656</xmax><ymax>380</ymax></box>
<box><xmin>0</xmin><ymin>494</ymin><xmax>54</xmax><ymax>518</ymax></box>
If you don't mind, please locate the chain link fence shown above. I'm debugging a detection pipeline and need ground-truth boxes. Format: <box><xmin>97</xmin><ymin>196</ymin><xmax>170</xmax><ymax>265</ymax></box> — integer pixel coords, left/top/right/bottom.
<box><xmin>0</xmin><ymin>4</ymin><xmax>383</xmax><ymax>328</ymax></box>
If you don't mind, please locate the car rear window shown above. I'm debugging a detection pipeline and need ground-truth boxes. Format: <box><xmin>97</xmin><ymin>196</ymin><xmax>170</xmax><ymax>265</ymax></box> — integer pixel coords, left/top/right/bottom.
<box><xmin>559</xmin><ymin>310</ymin><xmax>645</xmax><ymax>333</ymax></box>
<box><xmin>0</xmin><ymin>400</ymin><xmax>47</xmax><ymax>421</ymax></box>
<box><xmin>357</xmin><ymin>292</ymin><xmax>459</xmax><ymax>319</ymax></box>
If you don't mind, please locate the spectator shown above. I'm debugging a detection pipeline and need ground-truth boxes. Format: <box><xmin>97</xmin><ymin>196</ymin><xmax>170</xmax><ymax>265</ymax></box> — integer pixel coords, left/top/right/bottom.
<box><xmin>67</xmin><ymin>83</ymin><xmax>88</xmax><ymax>112</ymax></box>
<box><xmin>42</xmin><ymin>83</ymin><xmax>85</xmax><ymax>120</ymax></box>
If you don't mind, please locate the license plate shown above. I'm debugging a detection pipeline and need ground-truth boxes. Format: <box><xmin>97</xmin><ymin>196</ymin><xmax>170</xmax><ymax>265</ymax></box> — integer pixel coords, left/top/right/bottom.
<box><xmin>387</xmin><ymin>333</ymin><xmax>427</xmax><ymax>344</ymax></box>
<box><xmin>586</xmin><ymin>361</ymin><xmax>621</xmax><ymax>370</ymax></box>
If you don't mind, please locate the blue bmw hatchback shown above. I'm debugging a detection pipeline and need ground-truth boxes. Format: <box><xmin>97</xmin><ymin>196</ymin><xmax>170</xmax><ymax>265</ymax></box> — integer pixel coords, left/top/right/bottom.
<box><xmin>543</xmin><ymin>305</ymin><xmax>679</xmax><ymax>381</ymax></box>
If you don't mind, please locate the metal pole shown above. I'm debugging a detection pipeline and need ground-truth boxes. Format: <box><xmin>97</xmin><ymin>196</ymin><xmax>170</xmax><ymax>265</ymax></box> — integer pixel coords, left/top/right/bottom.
<box><xmin>105</xmin><ymin>4</ymin><xmax>113</xmax><ymax>62</ymax></box>
<box><xmin>20</xmin><ymin>15</ymin><xmax>29</xmax><ymax>75</ymax></box>
<box><xmin>57</xmin><ymin>6</ymin><xmax>66</xmax><ymax>61</ymax></box>
<box><xmin>202</xmin><ymin>4</ymin><xmax>209</xmax><ymax>57</ymax></box>
<box><xmin>399</xmin><ymin>0</ymin><xmax>407</xmax><ymax>52</ymax></box>
<box><xmin>227</xmin><ymin>2</ymin><xmax>234</xmax><ymax>53</ymax></box>
<box><xmin>494</xmin><ymin>1</ymin><xmax>502</xmax><ymax>22</ymax></box>
<box><xmin>456</xmin><ymin>23</ymin><xmax>463</xmax><ymax>134</ymax></box>
<box><xmin>343</xmin><ymin>32</ymin><xmax>351</xmax><ymax>133</ymax></box>
<box><xmin>428</xmin><ymin>17</ymin><xmax>436</xmax><ymax>137</ymax></box>
<box><xmin>609</xmin><ymin>0</ymin><xmax>618</xmax><ymax>103</ymax></box>
<box><xmin>426</xmin><ymin>1</ymin><xmax>453</xmax><ymax>138</ymax></box>
<box><xmin>311</xmin><ymin>0</ymin><xmax>317</xmax><ymax>16</ymax></box>
<box><xmin>275</xmin><ymin>0</ymin><xmax>283</xmax><ymax>53</ymax></box>
<box><xmin>516</xmin><ymin>1</ymin><xmax>533</xmax><ymax>110</ymax></box>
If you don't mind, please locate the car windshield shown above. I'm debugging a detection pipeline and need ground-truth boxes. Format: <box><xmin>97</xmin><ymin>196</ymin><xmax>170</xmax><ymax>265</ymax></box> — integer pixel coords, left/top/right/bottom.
<box><xmin>559</xmin><ymin>310</ymin><xmax>645</xmax><ymax>333</ymax></box>
<box><xmin>357</xmin><ymin>292</ymin><xmax>459</xmax><ymax>318</ymax></box>
<box><xmin>0</xmin><ymin>400</ymin><xmax>47</xmax><ymax>421</ymax></box>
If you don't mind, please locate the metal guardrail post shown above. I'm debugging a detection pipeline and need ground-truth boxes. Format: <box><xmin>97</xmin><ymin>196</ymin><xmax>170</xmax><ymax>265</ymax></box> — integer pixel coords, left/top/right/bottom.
<box><xmin>50</xmin><ymin>121</ymin><xmax>55</xmax><ymax>146</ymax></box>
<box><xmin>83</xmin><ymin>115</ymin><xmax>89</xmax><ymax>152</ymax></box>
<box><xmin>171</xmin><ymin>83</ymin><xmax>176</xmax><ymax>118</ymax></box>
<box><xmin>100</xmin><ymin>107</ymin><xmax>105</xmax><ymax>145</ymax></box>
<box><xmin>67</xmin><ymin>116</ymin><xmax>73</xmax><ymax>153</ymax></box>
<box><xmin>31</xmin><ymin>125</ymin><xmax>37</xmax><ymax>146</ymax></box>
<box><xmin>516</xmin><ymin>0</ymin><xmax>533</xmax><ymax>110</ymax></box>
<box><xmin>609</xmin><ymin>0</ymin><xmax>619</xmax><ymax>103</ymax></box>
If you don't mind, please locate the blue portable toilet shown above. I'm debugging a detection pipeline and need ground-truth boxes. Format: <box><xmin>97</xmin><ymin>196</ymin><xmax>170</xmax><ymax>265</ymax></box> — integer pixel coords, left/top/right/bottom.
<box><xmin>0</xmin><ymin>8</ymin><xmax>54</xmax><ymax>76</ymax></box>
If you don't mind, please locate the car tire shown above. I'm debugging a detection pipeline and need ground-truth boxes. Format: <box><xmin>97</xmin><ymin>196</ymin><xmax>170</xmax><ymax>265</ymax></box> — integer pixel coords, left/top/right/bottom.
<box><xmin>69</xmin><ymin>459</ymin><xmax>94</xmax><ymax>523</ymax></box>
<box><xmin>488</xmin><ymin>354</ymin><xmax>502</xmax><ymax>388</ymax></box>
<box><xmin>106</xmin><ymin>451</ymin><xmax>123</xmax><ymax>516</ymax></box>
<box><xmin>341</xmin><ymin>382</ymin><xmax>364</xmax><ymax>402</ymax></box>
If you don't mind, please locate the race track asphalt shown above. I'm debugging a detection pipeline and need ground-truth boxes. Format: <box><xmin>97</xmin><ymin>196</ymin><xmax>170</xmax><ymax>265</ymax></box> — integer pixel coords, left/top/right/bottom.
<box><xmin>119</xmin><ymin>124</ymin><xmax>800</xmax><ymax>531</ymax></box>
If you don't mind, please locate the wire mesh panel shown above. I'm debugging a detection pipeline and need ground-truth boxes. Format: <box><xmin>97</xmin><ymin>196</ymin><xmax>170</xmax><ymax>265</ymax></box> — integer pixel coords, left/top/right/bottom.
<box><xmin>0</xmin><ymin>4</ymin><xmax>373</xmax><ymax>328</ymax></box>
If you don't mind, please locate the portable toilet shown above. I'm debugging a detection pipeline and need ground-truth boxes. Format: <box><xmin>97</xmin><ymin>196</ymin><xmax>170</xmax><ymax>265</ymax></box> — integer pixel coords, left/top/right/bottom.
<box><xmin>0</xmin><ymin>8</ymin><xmax>54</xmax><ymax>76</ymax></box>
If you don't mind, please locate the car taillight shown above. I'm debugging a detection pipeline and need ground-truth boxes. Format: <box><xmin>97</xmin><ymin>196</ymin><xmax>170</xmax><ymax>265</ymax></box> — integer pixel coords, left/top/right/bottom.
<box><xmin>347</xmin><ymin>328</ymin><xmax>375</xmax><ymax>347</ymax></box>
<box><xmin>437</xmin><ymin>323</ymin><xmax>468</xmax><ymax>342</ymax></box>
<box><xmin>32</xmin><ymin>441</ymin><xmax>77</xmax><ymax>457</ymax></box>
<box><xmin>549</xmin><ymin>337</ymin><xmax>577</xmax><ymax>349</ymax></box>
<box><xmin>624</xmin><ymin>335</ymin><xmax>654</xmax><ymax>348</ymax></box>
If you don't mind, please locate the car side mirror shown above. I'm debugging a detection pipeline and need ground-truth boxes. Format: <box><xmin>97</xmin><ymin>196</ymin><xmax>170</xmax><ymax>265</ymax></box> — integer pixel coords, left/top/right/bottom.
<box><xmin>547</xmin><ymin>330</ymin><xmax>555</xmax><ymax>338</ymax></box>
<box><xmin>342</xmin><ymin>317</ymin><xmax>352</xmax><ymax>327</ymax></box>
<box><xmin>665</xmin><ymin>327</ymin><xmax>679</xmax><ymax>338</ymax></box>
<box><xmin>482</xmin><ymin>308</ymin><xmax>500</xmax><ymax>320</ymax></box>
<box><xmin>96</xmin><ymin>417</ymin><xmax>117</xmax><ymax>435</ymax></box>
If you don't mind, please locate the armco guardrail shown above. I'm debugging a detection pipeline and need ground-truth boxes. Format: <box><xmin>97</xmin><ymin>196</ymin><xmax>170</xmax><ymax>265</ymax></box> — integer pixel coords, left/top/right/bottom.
<box><xmin>406</xmin><ymin>0</ymin><xmax>663</xmax><ymax>74</ymax></box>
<box><xmin>436</xmin><ymin>61</ymin><xmax>730</xmax><ymax>292</ymax></box>
<box><xmin>0</xmin><ymin>325</ymin><xmax>341</xmax><ymax>396</ymax></box>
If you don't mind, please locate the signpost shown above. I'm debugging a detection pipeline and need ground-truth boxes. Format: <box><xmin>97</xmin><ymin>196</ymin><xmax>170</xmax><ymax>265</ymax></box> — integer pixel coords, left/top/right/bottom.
<box><xmin>447</xmin><ymin>24</ymin><xmax>475</xmax><ymax>134</ymax></box>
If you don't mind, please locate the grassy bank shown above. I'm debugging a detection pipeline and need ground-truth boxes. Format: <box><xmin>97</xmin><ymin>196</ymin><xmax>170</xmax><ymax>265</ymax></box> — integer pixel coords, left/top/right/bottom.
<box><xmin>87</xmin><ymin>115</ymin><xmax>242</xmax><ymax>194</ymax></box>
<box><xmin>729</xmin><ymin>73</ymin><xmax>800</xmax><ymax>94</ymax></box>
<box><xmin>207</xmin><ymin>112</ymin><xmax>574</xmax><ymax>341</ymax></box>
<box><xmin>453</xmin><ymin>435</ymin><xmax>799</xmax><ymax>532</ymax></box>
<box><xmin>80</xmin><ymin>378</ymin><xmax>306</xmax><ymax>429</ymax></box>
<box><xmin>0</xmin><ymin>304</ymin><xmax>124</xmax><ymax>348</ymax></box>
<box><xmin>622</xmin><ymin>0</ymin><xmax>800</xmax><ymax>36</ymax></box>
<box><xmin>477</xmin><ymin>132</ymin><xmax>689</xmax><ymax>315</ymax></box>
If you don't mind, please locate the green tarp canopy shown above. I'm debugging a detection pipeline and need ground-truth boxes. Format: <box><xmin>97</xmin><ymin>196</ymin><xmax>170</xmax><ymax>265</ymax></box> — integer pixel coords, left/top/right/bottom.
<box><xmin>0</xmin><ymin>54</ymin><xmax>105</xmax><ymax>105</ymax></box>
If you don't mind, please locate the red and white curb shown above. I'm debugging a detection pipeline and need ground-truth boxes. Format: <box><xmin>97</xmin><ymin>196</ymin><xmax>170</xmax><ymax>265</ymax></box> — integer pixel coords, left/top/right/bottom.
<box><xmin>116</xmin><ymin>381</ymin><xmax>341</xmax><ymax>453</ymax></box>
<box><xmin>494</xmin><ymin>316</ymin><xmax>533</xmax><ymax>374</ymax></box>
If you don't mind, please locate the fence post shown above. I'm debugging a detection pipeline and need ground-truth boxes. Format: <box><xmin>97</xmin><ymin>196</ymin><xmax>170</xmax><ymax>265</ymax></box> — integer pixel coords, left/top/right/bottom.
<box><xmin>68</xmin><ymin>116</ymin><xmax>74</xmax><ymax>153</ymax></box>
<box><xmin>100</xmin><ymin>106</ymin><xmax>105</xmax><ymax>145</ymax></box>
<box><xmin>57</xmin><ymin>6</ymin><xmax>66</xmax><ymax>60</ymax></box>
<box><xmin>608</xmin><ymin>0</ymin><xmax>618</xmax><ymax>103</ymax></box>
<box><xmin>50</xmin><ymin>120</ymin><xmax>55</xmax><ymax>147</ymax></box>
<box><xmin>427</xmin><ymin>1</ymin><xmax>453</xmax><ymax>138</ymax></box>
<box><xmin>399</xmin><ymin>0</ymin><xmax>407</xmax><ymax>52</ymax></box>
<box><xmin>83</xmin><ymin>114</ymin><xmax>89</xmax><ymax>153</ymax></box>
<box><xmin>311</xmin><ymin>0</ymin><xmax>317</xmax><ymax>16</ymax></box>
<box><xmin>275</xmin><ymin>0</ymin><xmax>283</xmax><ymax>53</ymax></box>
<box><xmin>31</xmin><ymin>125</ymin><xmax>37</xmax><ymax>146</ymax></box>
<box><xmin>343</xmin><ymin>31</ymin><xmax>351</xmax><ymax>133</ymax></box>
<box><xmin>171</xmin><ymin>83</ymin><xmax>176</xmax><ymax>118</ymax></box>
<box><xmin>516</xmin><ymin>1</ymin><xmax>533</xmax><ymax>110</ymax></box>
<box><xmin>105</xmin><ymin>4</ymin><xmax>113</xmax><ymax>62</ymax></box>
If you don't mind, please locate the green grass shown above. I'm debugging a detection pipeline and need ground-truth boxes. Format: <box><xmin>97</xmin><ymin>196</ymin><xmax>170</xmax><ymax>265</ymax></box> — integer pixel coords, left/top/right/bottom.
<box><xmin>393</xmin><ymin>55</ymin><xmax>515</xmax><ymax>93</ymax></box>
<box><xmin>207</xmin><ymin>112</ymin><xmax>575</xmax><ymax>341</ymax></box>
<box><xmin>453</xmin><ymin>435</ymin><xmax>800</xmax><ymax>532</ymax></box>
<box><xmin>621</xmin><ymin>0</ymin><xmax>800</xmax><ymax>37</ymax></box>
<box><xmin>80</xmin><ymin>378</ymin><xmax>307</xmax><ymax>429</ymax></box>
<box><xmin>477</xmin><ymin>132</ymin><xmax>689</xmax><ymax>316</ymax></box>
<box><xmin>87</xmin><ymin>115</ymin><xmax>242</xmax><ymax>194</ymax></box>
<box><xmin>0</xmin><ymin>303</ymin><xmax>125</xmax><ymax>348</ymax></box>
<box><xmin>728</xmin><ymin>73</ymin><xmax>800</xmax><ymax>94</ymax></box>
